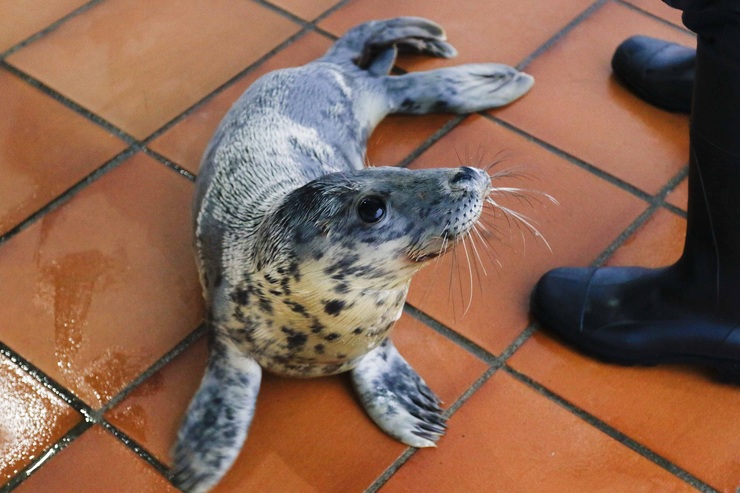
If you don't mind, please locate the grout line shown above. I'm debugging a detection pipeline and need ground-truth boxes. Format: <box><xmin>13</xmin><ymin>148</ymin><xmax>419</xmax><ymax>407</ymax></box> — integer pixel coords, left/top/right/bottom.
<box><xmin>396</xmin><ymin>116</ymin><xmax>467</xmax><ymax>168</ymax></box>
<box><xmin>0</xmin><ymin>420</ymin><xmax>94</xmax><ymax>492</ymax></box>
<box><xmin>101</xmin><ymin>324</ymin><xmax>206</xmax><ymax>413</ymax></box>
<box><xmin>516</xmin><ymin>0</ymin><xmax>610</xmax><ymax>71</ymax></box>
<box><xmin>0</xmin><ymin>0</ymin><xmax>105</xmax><ymax>60</ymax></box>
<box><xmin>591</xmin><ymin>164</ymin><xmax>688</xmax><ymax>266</ymax></box>
<box><xmin>364</xmin><ymin>366</ymin><xmax>500</xmax><ymax>493</ymax></box>
<box><xmin>0</xmin><ymin>324</ymin><xmax>206</xmax><ymax>487</ymax></box>
<box><xmin>487</xmin><ymin>115</ymin><xmax>655</xmax><ymax>203</ymax></box>
<box><xmin>254</xmin><ymin>0</ymin><xmax>313</xmax><ymax>27</ymax></box>
<box><xmin>664</xmin><ymin>201</ymin><xmax>687</xmax><ymax>218</ymax></box>
<box><xmin>100</xmin><ymin>421</ymin><xmax>171</xmax><ymax>477</ymax></box>
<box><xmin>591</xmin><ymin>203</ymin><xmax>660</xmax><ymax>267</ymax></box>
<box><xmin>143</xmin><ymin>147</ymin><xmax>197</xmax><ymax>182</ymax></box>
<box><xmin>1</xmin><ymin>62</ymin><xmax>137</xmax><ymax>145</ymax></box>
<box><xmin>0</xmin><ymin>342</ymin><xmax>96</xmax><ymax>421</ymax></box>
<box><xmin>504</xmin><ymin>366</ymin><xmax>720</xmax><ymax>493</ymax></box>
<box><xmin>403</xmin><ymin>303</ymin><xmax>497</xmax><ymax>364</ymax></box>
<box><xmin>0</xmin><ymin>1</ymin><xmax>702</xmax><ymax>490</ymax></box>
<box><xmin>142</xmin><ymin>0</ymin><xmax>348</xmax><ymax>146</ymax></box>
<box><xmin>0</xmin><ymin>146</ymin><xmax>137</xmax><ymax>248</ymax></box>
<box><xmin>363</xmin><ymin>447</ymin><xmax>418</xmax><ymax>493</ymax></box>
<box><xmin>497</xmin><ymin>324</ymin><xmax>537</xmax><ymax>362</ymax></box>
<box><xmin>140</xmin><ymin>26</ymin><xmax>313</xmax><ymax>145</ymax></box>
<box><xmin>613</xmin><ymin>0</ymin><xmax>696</xmax><ymax>36</ymax></box>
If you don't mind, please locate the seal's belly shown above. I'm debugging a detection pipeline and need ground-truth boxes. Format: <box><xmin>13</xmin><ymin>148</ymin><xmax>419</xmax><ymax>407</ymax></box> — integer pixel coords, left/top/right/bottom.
<box><xmin>225</xmin><ymin>285</ymin><xmax>408</xmax><ymax>378</ymax></box>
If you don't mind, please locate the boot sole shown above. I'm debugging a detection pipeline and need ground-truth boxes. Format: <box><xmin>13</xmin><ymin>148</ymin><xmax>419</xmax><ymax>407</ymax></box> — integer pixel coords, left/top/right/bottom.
<box><xmin>548</xmin><ymin>324</ymin><xmax>740</xmax><ymax>384</ymax></box>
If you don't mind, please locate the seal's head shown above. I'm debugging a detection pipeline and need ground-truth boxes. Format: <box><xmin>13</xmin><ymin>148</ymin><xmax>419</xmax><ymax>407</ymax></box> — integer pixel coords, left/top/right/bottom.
<box><xmin>254</xmin><ymin>166</ymin><xmax>491</xmax><ymax>290</ymax></box>
<box><xmin>238</xmin><ymin>165</ymin><xmax>491</xmax><ymax>374</ymax></box>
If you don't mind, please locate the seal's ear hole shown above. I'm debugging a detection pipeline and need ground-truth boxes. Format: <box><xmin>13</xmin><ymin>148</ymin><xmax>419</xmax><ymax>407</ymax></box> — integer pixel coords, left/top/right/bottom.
<box><xmin>357</xmin><ymin>196</ymin><xmax>386</xmax><ymax>224</ymax></box>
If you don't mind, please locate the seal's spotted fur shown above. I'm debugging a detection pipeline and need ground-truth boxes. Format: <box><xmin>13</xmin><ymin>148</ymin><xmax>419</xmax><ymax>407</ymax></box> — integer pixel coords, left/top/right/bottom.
<box><xmin>172</xmin><ymin>17</ymin><xmax>534</xmax><ymax>492</ymax></box>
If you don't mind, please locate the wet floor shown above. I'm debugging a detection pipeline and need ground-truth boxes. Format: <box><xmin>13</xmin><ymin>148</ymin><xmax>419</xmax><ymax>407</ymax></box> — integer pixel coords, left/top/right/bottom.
<box><xmin>1</xmin><ymin>0</ymin><xmax>738</xmax><ymax>492</ymax></box>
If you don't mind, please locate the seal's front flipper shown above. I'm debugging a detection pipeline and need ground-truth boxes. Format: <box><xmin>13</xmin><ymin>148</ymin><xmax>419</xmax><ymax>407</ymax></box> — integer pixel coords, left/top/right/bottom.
<box><xmin>351</xmin><ymin>339</ymin><xmax>446</xmax><ymax>448</ymax></box>
<box><xmin>386</xmin><ymin>63</ymin><xmax>535</xmax><ymax>114</ymax></box>
<box><xmin>170</xmin><ymin>338</ymin><xmax>262</xmax><ymax>493</ymax></box>
<box><xmin>319</xmin><ymin>17</ymin><xmax>456</xmax><ymax>73</ymax></box>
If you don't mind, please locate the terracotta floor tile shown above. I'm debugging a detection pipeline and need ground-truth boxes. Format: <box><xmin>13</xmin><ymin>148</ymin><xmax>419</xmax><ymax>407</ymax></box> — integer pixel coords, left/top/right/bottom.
<box><xmin>495</xmin><ymin>2</ymin><xmax>693</xmax><ymax>195</ymax></box>
<box><xmin>106</xmin><ymin>314</ymin><xmax>486</xmax><ymax>491</ymax></box>
<box><xmin>381</xmin><ymin>371</ymin><xmax>696</xmax><ymax>492</ymax></box>
<box><xmin>320</xmin><ymin>0</ymin><xmax>595</xmax><ymax>69</ymax></box>
<box><xmin>666</xmin><ymin>177</ymin><xmax>688</xmax><ymax>210</ymax></box>
<box><xmin>0</xmin><ymin>354</ymin><xmax>81</xmax><ymax>486</ymax></box>
<box><xmin>15</xmin><ymin>425</ymin><xmax>178</xmax><ymax>493</ymax></box>
<box><xmin>510</xmin><ymin>332</ymin><xmax>740</xmax><ymax>492</ymax></box>
<box><xmin>0</xmin><ymin>153</ymin><xmax>204</xmax><ymax>408</ymax></box>
<box><xmin>0</xmin><ymin>0</ymin><xmax>88</xmax><ymax>52</ymax></box>
<box><xmin>271</xmin><ymin>0</ymin><xmax>342</xmax><ymax>21</ymax></box>
<box><xmin>6</xmin><ymin>0</ymin><xmax>301</xmax><ymax>139</ymax></box>
<box><xmin>405</xmin><ymin>116</ymin><xmax>647</xmax><ymax>354</ymax></box>
<box><xmin>623</xmin><ymin>0</ymin><xmax>687</xmax><ymax>28</ymax></box>
<box><xmin>606</xmin><ymin>208</ymin><xmax>685</xmax><ymax>268</ymax></box>
<box><xmin>149</xmin><ymin>33</ymin><xmax>333</xmax><ymax>175</ymax></box>
<box><xmin>367</xmin><ymin>113</ymin><xmax>454</xmax><ymax>167</ymax></box>
<box><xmin>0</xmin><ymin>69</ymin><xmax>126</xmax><ymax>237</ymax></box>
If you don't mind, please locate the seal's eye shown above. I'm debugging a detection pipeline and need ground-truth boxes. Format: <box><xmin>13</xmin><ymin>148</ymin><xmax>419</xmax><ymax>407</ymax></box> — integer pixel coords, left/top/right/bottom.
<box><xmin>357</xmin><ymin>197</ymin><xmax>386</xmax><ymax>224</ymax></box>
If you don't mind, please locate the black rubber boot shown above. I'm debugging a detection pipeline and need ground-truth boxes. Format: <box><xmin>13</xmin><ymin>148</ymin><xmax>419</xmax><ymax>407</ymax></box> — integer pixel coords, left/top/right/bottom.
<box><xmin>611</xmin><ymin>35</ymin><xmax>695</xmax><ymax>113</ymax></box>
<box><xmin>532</xmin><ymin>3</ymin><xmax>740</xmax><ymax>380</ymax></box>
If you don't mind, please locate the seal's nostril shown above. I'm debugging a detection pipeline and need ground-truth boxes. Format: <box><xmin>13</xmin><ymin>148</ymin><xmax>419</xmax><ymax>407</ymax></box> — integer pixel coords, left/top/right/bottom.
<box><xmin>450</xmin><ymin>166</ymin><xmax>477</xmax><ymax>185</ymax></box>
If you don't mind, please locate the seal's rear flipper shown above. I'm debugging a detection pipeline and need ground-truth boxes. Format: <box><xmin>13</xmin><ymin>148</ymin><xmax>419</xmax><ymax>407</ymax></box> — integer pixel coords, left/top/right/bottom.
<box><xmin>351</xmin><ymin>339</ymin><xmax>446</xmax><ymax>448</ymax></box>
<box><xmin>385</xmin><ymin>63</ymin><xmax>535</xmax><ymax>114</ymax></box>
<box><xmin>170</xmin><ymin>338</ymin><xmax>262</xmax><ymax>493</ymax></box>
<box><xmin>319</xmin><ymin>17</ymin><xmax>457</xmax><ymax>74</ymax></box>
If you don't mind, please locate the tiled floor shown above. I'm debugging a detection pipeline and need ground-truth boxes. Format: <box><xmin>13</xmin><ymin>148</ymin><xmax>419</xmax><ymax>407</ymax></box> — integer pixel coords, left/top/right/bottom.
<box><xmin>1</xmin><ymin>0</ymin><xmax>738</xmax><ymax>492</ymax></box>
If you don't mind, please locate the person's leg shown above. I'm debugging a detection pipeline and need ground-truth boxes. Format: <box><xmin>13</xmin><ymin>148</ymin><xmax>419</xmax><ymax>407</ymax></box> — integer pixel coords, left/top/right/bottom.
<box><xmin>531</xmin><ymin>0</ymin><xmax>740</xmax><ymax>378</ymax></box>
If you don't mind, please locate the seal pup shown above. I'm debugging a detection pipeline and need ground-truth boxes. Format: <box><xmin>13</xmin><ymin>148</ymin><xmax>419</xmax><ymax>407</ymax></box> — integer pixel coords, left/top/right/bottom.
<box><xmin>172</xmin><ymin>17</ymin><xmax>534</xmax><ymax>492</ymax></box>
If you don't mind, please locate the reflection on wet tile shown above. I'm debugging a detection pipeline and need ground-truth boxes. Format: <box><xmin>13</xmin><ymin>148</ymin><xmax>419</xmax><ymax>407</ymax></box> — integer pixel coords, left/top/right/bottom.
<box><xmin>0</xmin><ymin>153</ymin><xmax>203</xmax><ymax>408</ymax></box>
<box><xmin>15</xmin><ymin>426</ymin><xmax>178</xmax><ymax>493</ymax></box>
<box><xmin>0</xmin><ymin>354</ymin><xmax>80</xmax><ymax>486</ymax></box>
<box><xmin>0</xmin><ymin>69</ymin><xmax>126</xmax><ymax>237</ymax></box>
<box><xmin>7</xmin><ymin>0</ymin><xmax>301</xmax><ymax>139</ymax></box>
<box><xmin>406</xmin><ymin>116</ymin><xmax>647</xmax><ymax>354</ymax></box>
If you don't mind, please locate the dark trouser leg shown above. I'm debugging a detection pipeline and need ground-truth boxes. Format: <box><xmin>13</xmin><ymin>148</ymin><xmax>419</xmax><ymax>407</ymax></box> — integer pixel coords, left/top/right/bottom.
<box><xmin>531</xmin><ymin>0</ymin><xmax>740</xmax><ymax>378</ymax></box>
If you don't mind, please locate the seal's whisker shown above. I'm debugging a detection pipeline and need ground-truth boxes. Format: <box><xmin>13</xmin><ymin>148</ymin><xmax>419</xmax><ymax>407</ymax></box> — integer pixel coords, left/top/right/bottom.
<box><xmin>472</xmin><ymin>223</ymin><xmax>502</xmax><ymax>271</ymax></box>
<box><xmin>476</xmin><ymin>215</ymin><xmax>521</xmax><ymax>259</ymax></box>
<box><xmin>448</xmin><ymin>240</ymin><xmax>460</xmax><ymax>322</ymax></box>
<box><xmin>466</xmin><ymin>230</ymin><xmax>488</xmax><ymax>300</ymax></box>
<box><xmin>488</xmin><ymin>186</ymin><xmax>559</xmax><ymax>208</ymax></box>
<box><xmin>475</xmin><ymin>216</ymin><xmax>515</xmax><ymax>253</ymax></box>
<box><xmin>460</xmin><ymin>235</ymin><xmax>474</xmax><ymax>316</ymax></box>
<box><xmin>467</xmin><ymin>227</ymin><xmax>488</xmax><ymax>277</ymax></box>
<box><xmin>485</xmin><ymin>197</ymin><xmax>553</xmax><ymax>253</ymax></box>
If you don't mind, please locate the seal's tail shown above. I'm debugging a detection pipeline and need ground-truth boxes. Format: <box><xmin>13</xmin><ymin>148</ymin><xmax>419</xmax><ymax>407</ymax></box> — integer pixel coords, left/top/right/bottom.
<box><xmin>319</xmin><ymin>17</ymin><xmax>457</xmax><ymax>75</ymax></box>
<box><xmin>170</xmin><ymin>337</ymin><xmax>262</xmax><ymax>493</ymax></box>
